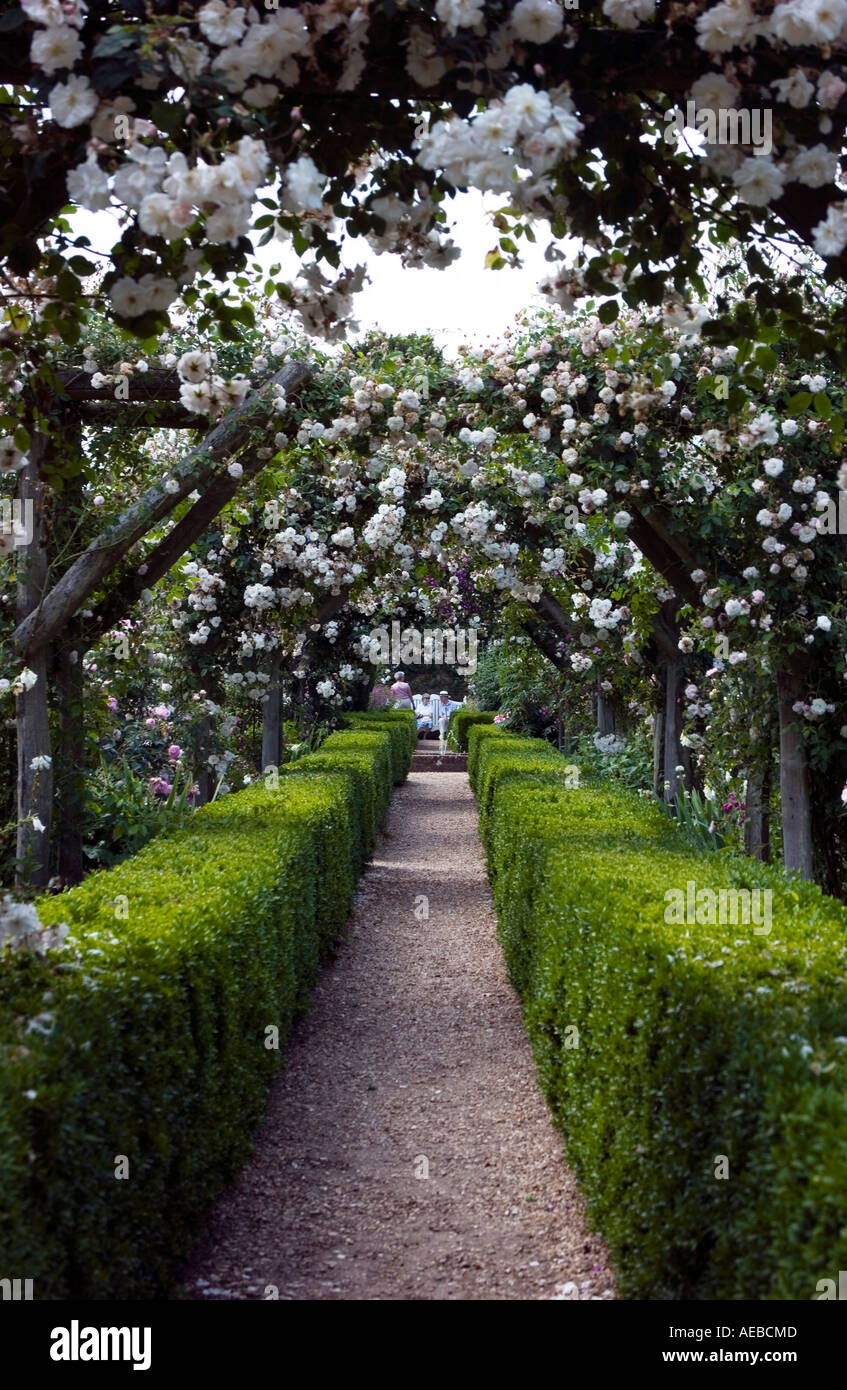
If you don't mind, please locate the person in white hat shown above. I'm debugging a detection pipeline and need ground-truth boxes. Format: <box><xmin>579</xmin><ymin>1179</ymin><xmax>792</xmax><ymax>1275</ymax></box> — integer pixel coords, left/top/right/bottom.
<box><xmin>435</xmin><ymin>689</ymin><xmax>461</xmax><ymax>743</ymax></box>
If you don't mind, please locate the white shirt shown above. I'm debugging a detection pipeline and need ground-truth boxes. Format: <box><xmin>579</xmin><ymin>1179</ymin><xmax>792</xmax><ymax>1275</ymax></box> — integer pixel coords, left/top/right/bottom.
<box><xmin>435</xmin><ymin>698</ymin><xmax>461</xmax><ymax>726</ymax></box>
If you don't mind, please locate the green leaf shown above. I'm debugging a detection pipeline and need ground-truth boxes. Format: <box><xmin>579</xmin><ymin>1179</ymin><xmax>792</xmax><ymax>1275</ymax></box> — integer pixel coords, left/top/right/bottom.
<box><xmin>787</xmin><ymin>391</ymin><xmax>812</xmax><ymax>415</ymax></box>
<box><xmin>598</xmin><ymin>300</ymin><xmax>619</xmax><ymax>324</ymax></box>
<box><xmin>150</xmin><ymin>100</ymin><xmax>184</xmax><ymax>136</ymax></box>
<box><xmin>814</xmin><ymin>392</ymin><xmax>832</xmax><ymax>421</ymax></box>
<box><xmin>734</xmin><ymin>339</ymin><xmax>752</xmax><ymax>365</ymax></box>
<box><xmin>67</xmin><ymin>255</ymin><xmax>97</xmax><ymax>276</ymax></box>
<box><xmin>92</xmin><ymin>29</ymin><xmax>137</xmax><ymax>60</ymax></box>
<box><xmin>56</xmin><ymin>268</ymin><xmax>81</xmax><ymax>299</ymax></box>
<box><xmin>754</xmin><ymin>345</ymin><xmax>777</xmax><ymax>372</ymax></box>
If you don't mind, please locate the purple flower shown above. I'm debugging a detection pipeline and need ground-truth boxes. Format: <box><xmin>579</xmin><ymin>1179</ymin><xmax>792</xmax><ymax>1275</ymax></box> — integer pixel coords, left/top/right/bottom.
<box><xmin>107</xmin><ymin>696</ymin><xmax>119</xmax><ymax>712</ymax></box>
<box><xmin>144</xmin><ymin>717</ymin><xmax>156</xmax><ymax>728</ymax></box>
<box><xmin>168</xmin><ymin>744</ymin><xmax>182</xmax><ymax>761</ymax></box>
<box><xmin>153</xmin><ymin>703</ymin><xmax>170</xmax><ymax>719</ymax></box>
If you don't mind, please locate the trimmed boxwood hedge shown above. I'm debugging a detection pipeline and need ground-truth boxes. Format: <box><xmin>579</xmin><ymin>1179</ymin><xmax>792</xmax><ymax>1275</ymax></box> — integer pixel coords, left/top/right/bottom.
<box><xmin>346</xmin><ymin>708</ymin><xmax>417</xmax><ymax>781</ymax></box>
<box><xmin>448</xmin><ymin>708</ymin><xmax>495</xmax><ymax>752</ymax></box>
<box><xmin>467</xmin><ymin>720</ymin><xmax>510</xmax><ymax>786</ymax></box>
<box><xmin>0</xmin><ymin>726</ymin><xmax>403</xmax><ymax>1299</ymax></box>
<box><xmin>467</xmin><ymin>723</ymin><xmax>581</xmax><ymax>845</ymax></box>
<box><xmin>476</xmin><ymin>729</ymin><xmax>847</xmax><ymax>1300</ymax></box>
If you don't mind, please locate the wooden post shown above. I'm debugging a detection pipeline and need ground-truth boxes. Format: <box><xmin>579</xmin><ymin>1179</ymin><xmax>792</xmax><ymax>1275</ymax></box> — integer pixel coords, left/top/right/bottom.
<box><xmin>15</xmin><ymin>435</ymin><xmax>52</xmax><ymax>885</ymax></box>
<box><xmin>596</xmin><ymin>687</ymin><xmax>615</xmax><ymax>736</ymax></box>
<box><xmin>53</xmin><ymin>615</ymin><xmax>87</xmax><ymax>885</ymax></box>
<box><xmin>663</xmin><ymin>656</ymin><xmax>683</xmax><ymax>802</ymax></box>
<box><xmin>195</xmin><ymin>714</ymin><xmax>214</xmax><ymax>806</ymax></box>
<box><xmin>777</xmin><ymin>668</ymin><xmax>814</xmax><ymax>878</ymax></box>
<box><xmin>261</xmin><ymin>650</ymin><xmax>282</xmax><ymax>772</ymax></box>
<box><xmin>743</xmin><ymin>763</ymin><xmax>771</xmax><ymax>863</ymax></box>
<box><xmin>652</xmin><ymin>696</ymin><xmax>665</xmax><ymax>799</ymax></box>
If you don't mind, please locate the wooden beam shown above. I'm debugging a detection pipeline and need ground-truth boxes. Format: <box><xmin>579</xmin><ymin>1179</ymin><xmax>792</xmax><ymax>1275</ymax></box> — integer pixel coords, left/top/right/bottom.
<box><xmin>56</xmin><ymin>367</ymin><xmax>185</xmax><ymax>402</ymax></box>
<box><xmin>76</xmin><ymin>402</ymin><xmax>208</xmax><ymax>428</ymax></box>
<box><xmin>13</xmin><ymin>360</ymin><xmax>312</xmax><ymax>660</ymax></box>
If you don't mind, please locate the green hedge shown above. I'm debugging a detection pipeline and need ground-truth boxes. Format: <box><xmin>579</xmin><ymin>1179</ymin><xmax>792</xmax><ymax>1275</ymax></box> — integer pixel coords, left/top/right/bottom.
<box><xmin>0</xmin><ymin>726</ymin><xmax>397</xmax><ymax>1298</ymax></box>
<box><xmin>346</xmin><ymin>709</ymin><xmax>417</xmax><ymax>780</ymax></box>
<box><xmin>467</xmin><ymin>723</ymin><xmax>580</xmax><ymax>844</ymax></box>
<box><xmin>283</xmin><ymin>713</ymin><xmax>414</xmax><ymax>872</ymax></box>
<box><xmin>321</xmin><ymin>729</ymin><xmax>394</xmax><ymax>820</ymax></box>
<box><xmin>467</xmin><ymin>721</ymin><xmax>510</xmax><ymax>786</ymax></box>
<box><xmin>280</xmin><ymin>760</ymin><xmax>374</xmax><ymax>875</ymax></box>
<box><xmin>448</xmin><ymin>708</ymin><xmax>495</xmax><ymax>752</ymax></box>
<box><xmin>478</xmin><ymin>731</ymin><xmax>847</xmax><ymax>1299</ymax></box>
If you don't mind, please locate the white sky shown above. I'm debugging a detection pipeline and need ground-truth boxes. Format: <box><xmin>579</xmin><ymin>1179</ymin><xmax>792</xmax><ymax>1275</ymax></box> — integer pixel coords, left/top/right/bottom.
<box><xmin>308</xmin><ymin>191</ymin><xmax>557</xmax><ymax>350</ymax></box>
<box><xmin>71</xmin><ymin>190</ymin><xmax>563</xmax><ymax>354</ymax></box>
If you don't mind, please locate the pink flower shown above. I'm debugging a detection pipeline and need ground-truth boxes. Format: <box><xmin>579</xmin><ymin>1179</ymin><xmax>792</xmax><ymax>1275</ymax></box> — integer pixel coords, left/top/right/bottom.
<box><xmin>107</xmin><ymin>696</ymin><xmax>119</xmax><ymax>711</ymax></box>
<box><xmin>153</xmin><ymin>703</ymin><xmax>170</xmax><ymax>718</ymax></box>
<box><xmin>819</xmin><ymin>71</ymin><xmax>847</xmax><ymax>109</ymax></box>
<box><xmin>168</xmin><ymin>744</ymin><xmax>182</xmax><ymax>760</ymax></box>
<box><xmin>145</xmin><ymin>717</ymin><xmax>156</xmax><ymax>728</ymax></box>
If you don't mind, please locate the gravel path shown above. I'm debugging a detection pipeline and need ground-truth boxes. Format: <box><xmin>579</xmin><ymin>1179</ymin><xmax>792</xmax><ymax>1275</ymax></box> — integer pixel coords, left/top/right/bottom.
<box><xmin>175</xmin><ymin>770</ymin><xmax>616</xmax><ymax>1301</ymax></box>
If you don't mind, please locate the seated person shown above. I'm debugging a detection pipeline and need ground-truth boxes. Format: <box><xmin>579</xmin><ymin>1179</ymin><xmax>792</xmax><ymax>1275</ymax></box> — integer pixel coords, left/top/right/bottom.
<box><xmin>415</xmin><ymin>692</ymin><xmax>435</xmax><ymax>735</ymax></box>
<box><xmin>435</xmin><ymin>689</ymin><xmax>462</xmax><ymax>741</ymax></box>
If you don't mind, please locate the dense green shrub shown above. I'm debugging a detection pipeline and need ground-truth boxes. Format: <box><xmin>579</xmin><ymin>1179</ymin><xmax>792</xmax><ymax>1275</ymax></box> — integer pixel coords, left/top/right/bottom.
<box><xmin>346</xmin><ymin>709</ymin><xmax>417</xmax><ymax>780</ymax></box>
<box><xmin>467</xmin><ymin>723</ymin><xmax>580</xmax><ymax>844</ymax></box>
<box><xmin>280</xmin><ymin>756</ymin><xmax>376</xmax><ymax>873</ymax></box>
<box><xmin>321</xmin><ymin>730</ymin><xmax>394</xmax><ymax>817</ymax></box>
<box><xmin>0</xmin><ymin>727</ymin><xmax>396</xmax><ymax>1298</ymax></box>
<box><xmin>281</xmin><ymin>713</ymin><xmax>414</xmax><ymax>871</ymax></box>
<box><xmin>82</xmin><ymin>757</ymin><xmax>195</xmax><ymax>867</ymax></box>
<box><xmin>478</xmin><ymin>731</ymin><xmax>847</xmax><ymax>1299</ymax></box>
<box><xmin>466</xmin><ymin>721</ymin><xmax>510</xmax><ymax>786</ymax></box>
<box><xmin>448</xmin><ymin>709</ymin><xmax>495</xmax><ymax>752</ymax></box>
